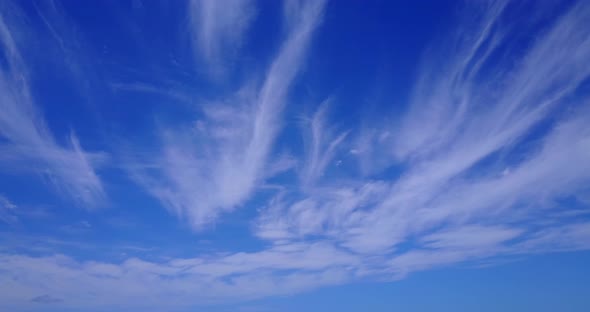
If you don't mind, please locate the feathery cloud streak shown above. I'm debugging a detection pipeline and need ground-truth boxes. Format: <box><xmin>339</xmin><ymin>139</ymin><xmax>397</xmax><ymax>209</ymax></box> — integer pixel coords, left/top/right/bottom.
<box><xmin>134</xmin><ymin>0</ymin><xmax>326</xmax><ymax>229</ymax></box>
<box><xmin>190</xmin><ymin>0</ymin><xmax>255</xmax><ymax>70</ymax></box>
<box><xmin>1</xmin><ymin>0</ymin><xmax>590</xmax><ymax>310</ymax></box>
<box><xmin>0</xmin><ymin>8</ymin><xmax>104</xmax><ymax>207</ymax></box>
<box><xmin>256</xmin><ymin>0</ymin><xmax>590</xmax><ymax>261</ymax></box>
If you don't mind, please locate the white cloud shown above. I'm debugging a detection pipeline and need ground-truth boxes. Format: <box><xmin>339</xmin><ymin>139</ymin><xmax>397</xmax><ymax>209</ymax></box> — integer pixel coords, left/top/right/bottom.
<box><xmin>0</xmin><ymin>241</ymin><xmax>354</xmax><ymax>310</ymax></box>
<box><xmin>0</xmin><ymin>195</ymin><xmax>17</xmax><ymax>224</ymax></box>
<box><xmin>338</xmin><ymin>0</ymin><xmax>590</xmax><ymax>254</ymax></box>
<box><xmin>299</xmin><ymin>99</ymin><xmax>348</xmax><ymax>188</ymax></box>
<box><xmin>189</xmin><ymin>0</ymin><xmax>256</xmax><ymax>74</ymax></box>
<box><xmin>2</xmin><ymin>223</ymin><xmax>588</xmax><ymax>310</ymax></box>
<box><xmin>254</xmin><ymin>182</ymin><xmax>390</xmax><ymax>246</ymax></box>
<box><xmin>0</xmin><ymin>10</ymin><xmax>105</xmax><ymax>207</ymax></box>
<box><xmin>256</xmin><ymin>0</ymin><xmax>590</xmax><ymax>262</ymax></box>
<box><xmin>133</xmin><ymin>0</ymin><xmax>327</xmax><ymax>230</ymax></box>
<box><xmin>2</xmin><ymin>0</ymin><xmax>590</xmax><ymax>310</ymax></box>
<box><xmin>420</xmin><ymin>225</ymin><xmax>522</xmax><ymax>250</ymax></box>
<box><xmin>514</xmin><ymin>222</ymin><xmax>590</xmax><ymax>254</ymax></box>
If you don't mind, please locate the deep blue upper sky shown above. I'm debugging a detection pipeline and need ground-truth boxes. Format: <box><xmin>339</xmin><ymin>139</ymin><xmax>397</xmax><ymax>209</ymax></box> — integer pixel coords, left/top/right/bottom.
<box><xmin>1</xmin><ymin>0</ymin><xmax>590</xmax><ymax>311</ymax></box>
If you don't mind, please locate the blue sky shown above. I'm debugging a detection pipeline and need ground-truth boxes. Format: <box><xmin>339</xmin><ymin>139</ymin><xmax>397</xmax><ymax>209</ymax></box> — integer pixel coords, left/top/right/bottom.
<box><xmin>1</xmin><ymin>0</ymin><xmax>590</xmax><ymax>311</ymax></box>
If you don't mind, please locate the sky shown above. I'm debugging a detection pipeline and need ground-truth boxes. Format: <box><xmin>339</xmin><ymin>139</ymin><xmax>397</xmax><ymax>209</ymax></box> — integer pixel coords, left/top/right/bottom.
<box><xmin>0</xmin><ymin>0</ymin><xmax>590</xmax><ymax>311</ymax></box>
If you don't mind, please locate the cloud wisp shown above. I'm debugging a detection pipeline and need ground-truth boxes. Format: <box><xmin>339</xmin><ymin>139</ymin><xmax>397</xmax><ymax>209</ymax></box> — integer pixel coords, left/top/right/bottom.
<box><xmin>0</xmin><ymin>7</ymin><xmax>105</xmax><ymax>207</ymax></box>
<box><xmin>0</xmin><ymin>241</ymin><xmax>356</xmax><ymax>310</ymax></box>
<box><xmin>132</xmin><ymin>0</ymin><xmax>327</xmax><ymax>229</ymax></box>
<box><xmin>1</xmin><ymin>0</ymin><xmax>590</xmax><ymax>311</ymax></box>
<box><xmin>0</xmin><ymin>194</ymin><xmax>17</xmax><ymax>224</ymax></box>
<box><xmin>255</xmin><ymin>0</ymin><xmax>590</xmax><ymax>269</ymax></box>
<box><xmin>189</xmin><ymin>0</ymin><xmax>256</xmax><ymax>75</ymax></box>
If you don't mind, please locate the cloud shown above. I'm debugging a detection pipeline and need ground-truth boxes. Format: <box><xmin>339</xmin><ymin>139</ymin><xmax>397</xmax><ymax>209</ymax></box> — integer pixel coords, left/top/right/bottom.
<box><xmin>2</xmin><ymin>0</ymin><xmax>590</xmax><ymax>311</ymax></box>
<box><xmin>2</xmin><ymin>224</ymin><xmax>588</xmax><ymax>310</ymax></box>
<box><xmin>0</xmin><ymin>241</ymin><xmax>353</xmax><ymax>310</ymax></box>
<box><xmin>189</xmin><ymin>0</ymin><xmax>256</xmax><ymax>74</ymax></box>
<box><xmin>299</xmin><ymin>99</ymin><xmax>348</xmax><ymax>188</ymax></box>
<box><xmin>0</xmin><ymin>6</ymin><xmax>105</xmax><ymax>207</ymax></box>
<box><xmin>514</xmin><ymin>222</ymin><xmax>590</xmax><ymax>254</ymax></box>
<box><xmin>133</xmin><ymin>0</ymin><xmax>327</xmax><ymax>230</ymax></box>
<box><xmin>0</xmin><ymin>195</ymin><xmax>17</xmax><ymax>224</ymax></box>
<box><xmin>256</xmin><ymin>0</ymin><xmax>590</xmax><ymax>263</ymax></box>
<box><xmin>254</xmin><ymin>182</ymin><xmax>390</xmax><ymax>245</ymax></box>
<box><xmin>420</xmin><ymin>225</ymin><xmax>522</xmax><ymax>250</ymax></box>
<box><xmin>30</xmin><ymin>294</ymin><xmax>62</xmax><ymax>304</ymax></box>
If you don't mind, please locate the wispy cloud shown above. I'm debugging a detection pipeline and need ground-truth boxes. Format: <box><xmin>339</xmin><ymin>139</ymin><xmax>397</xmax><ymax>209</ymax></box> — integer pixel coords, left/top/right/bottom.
<box><xmin>299</xmin><ymin>99</ymin><xmax>348</xmax><ymax>188</ymax></box>
<box><xmin>0</xmin><ymin>8</ymin><xmax>105</xmax><ymax>207</ymax></box>
<box><xmin>256</xmin><ymin>0</ymin><xmax>590</xmax><ymax>268</ymax></box>
<box><xmin>2</xmin><ymin>0</ymin><xmax>590</xmax><ymax>310</ymax></box>
<box><xmin>2</xmin><ymin>223</ymin><xmax>590</xmax><ymax>310</ymax></box>
<box><xmin>30</xmin><ymin>294</ymin><xmax>62</xmax><ymax>304</ymax></box>
<box><xmin>0</xmin><ymin>195</ymin><xmax>17</xmax><ymax>224</ymax></box>
<box><xmin>0</xmin><ymin>241</ymin><xmax>353</xmax><ymax>310</ymax></box>
<box><xmin>134</xmin><ymin>0</ymin><xmax>327</xmax><ymax>229</ymax></box>
<box><xmin>189</xmin><ymin>0</ymin><xmax>256</xmax><ymax>75</ymax></box>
